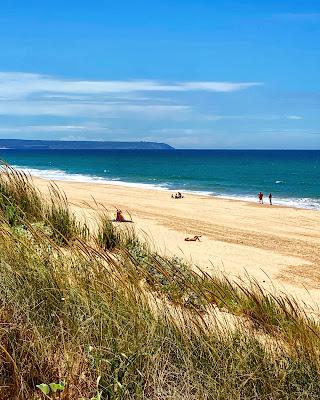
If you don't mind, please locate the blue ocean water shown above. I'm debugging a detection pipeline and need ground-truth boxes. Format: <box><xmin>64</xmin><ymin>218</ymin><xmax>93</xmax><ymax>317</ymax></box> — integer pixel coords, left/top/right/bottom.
<box><xmin>0</xmin><ymin>149</ymin><xmax>319</xmax><ymax>209</ymax></box>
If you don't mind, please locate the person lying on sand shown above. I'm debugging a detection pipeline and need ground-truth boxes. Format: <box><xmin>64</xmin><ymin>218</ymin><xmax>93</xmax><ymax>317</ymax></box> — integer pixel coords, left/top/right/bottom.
<box><xmin>184</xmin><ymin>235</ymin><xmax>201</xmax><ymax>241</ymax></box>
<box><xmin>114</xmin><ymin>209</ymin><xmax>132</xmax><ymax>223</ymax></box>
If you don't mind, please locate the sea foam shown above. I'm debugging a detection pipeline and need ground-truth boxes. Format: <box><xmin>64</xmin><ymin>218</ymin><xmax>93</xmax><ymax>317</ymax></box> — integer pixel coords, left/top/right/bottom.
<box><xmin>13</xmin><ymin>165</ymin><xmax>320</xmax><ymax>211</ymax></box>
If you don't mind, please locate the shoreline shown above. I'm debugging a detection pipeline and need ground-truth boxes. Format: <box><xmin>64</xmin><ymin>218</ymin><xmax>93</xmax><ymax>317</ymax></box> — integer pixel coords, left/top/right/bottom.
<box><xmin>15</xmin><ymin>165</ymin><xmax>320</xmax><ymax>211</ymax></box>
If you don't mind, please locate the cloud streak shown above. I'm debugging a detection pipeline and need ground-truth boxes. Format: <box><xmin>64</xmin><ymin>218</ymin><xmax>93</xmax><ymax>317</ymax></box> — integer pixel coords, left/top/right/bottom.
<box><xmin>0</xmin><ymin>100</ymin><xmax>191</xmax><ymax>117</ymax></box>
<box><xmin>273</xmin><ymin>13</ymin><xmax>320</xmax><ymax>22</ymax></box>
<box><xmin>0</xmin><ymin>124</ymin><xmax>109</xmax><ymax>133</ymax></box>
<box><xmin>0</xmin><ymin>72</ymin><xmax>263</xmax><ymax>119</ymax></box>
<box><xmin>286</xmin><ymin>115</ymin><xmax>303</xmax><ymax>120</ymax></box>
<box><xmin>0</xmin><ymin>72</ymin><xmax>262</xmax><ymax>98</ymax></box>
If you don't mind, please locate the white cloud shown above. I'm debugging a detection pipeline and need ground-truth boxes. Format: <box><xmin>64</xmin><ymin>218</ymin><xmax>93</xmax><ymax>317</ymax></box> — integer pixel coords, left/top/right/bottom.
<box><xmin>0</xmin><ymin>72</ymin><xmax>263</xmax><ymax>120</ymax></box>
<box><xmin>181</xmin><ymin>81</ymin><xmax>261</xmax><ymax>92</ymax></box>
<box><xmin>0</xmin><ymin>100</ymin><xmax>191</xmax><ymax>117</ymax></box>
<box><xmin>274</xmin><ymin>13</ymin><xmax>320</xmax><ymax>22</ymax></box>
<box><xmin>59</xmin><ymin>135</ymin><xmax>103</xmax><ymax>141</ymax></box>
<box><xmin>199</xmin><ymin>114</ymin><xmax>305</xmax><ymax>122</ymax></box>
<box><xmin>0</xmin><ymin>124</ymin><xmax>110</xmax><ymax>133</ymax></box>
<box><xmin>259</xmin><ymin>128</ymin><xmax>318</xmax><ymax>135</ymax></box>
<box><xmin>0</xmin><ymin>72</ymin><xmax>262</xmax><ymax>98</ymax></box>
<box><xmin>286</xmin><ymin>115</ymin><xmax>303</xmax><ymax>120</ymax></box>
<box><xmin>27</xmin><ymin>125</ymin><xmax>99</xmax><ymax>132</ymax></box>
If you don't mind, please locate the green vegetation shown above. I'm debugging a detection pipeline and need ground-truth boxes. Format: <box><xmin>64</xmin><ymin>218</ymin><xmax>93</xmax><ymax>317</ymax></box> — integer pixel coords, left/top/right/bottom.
<box><xmin>96</xmin><ymin>210</ymin><xmax>122</xmax><ymax>251</ymax></box>
<box><xmin>46</xmin><ymin>183</ymin><xmax>88</xmax><ymax>245</ymax></box>
<box><xmin>0</xmin><ymin>164</ymin><xmax>43</xmax><ymax>225</ymax></box>
<box><xmin>0</xmin><ymin>164</ymin><xmax>320</xmax><ymax>399</ymax></box>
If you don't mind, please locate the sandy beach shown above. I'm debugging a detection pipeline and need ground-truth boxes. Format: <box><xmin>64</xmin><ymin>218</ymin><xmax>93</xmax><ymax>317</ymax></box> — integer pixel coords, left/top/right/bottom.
<box><xmin>34</xmin><ymin>177</ymin><xmax>320</xmax><ymax>306</ymax></box>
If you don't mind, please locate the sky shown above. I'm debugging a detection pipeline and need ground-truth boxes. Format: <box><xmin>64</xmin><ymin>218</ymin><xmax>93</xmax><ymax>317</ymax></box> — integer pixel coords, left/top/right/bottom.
<box><xmin>0</xmin><ymin>0</ymin><xmax>319</xmax><ymax>149</ymax></box>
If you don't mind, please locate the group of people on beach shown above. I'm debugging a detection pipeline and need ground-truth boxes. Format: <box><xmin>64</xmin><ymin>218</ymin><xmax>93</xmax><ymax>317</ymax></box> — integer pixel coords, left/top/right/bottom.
<box><xmin>171</xmin><ymin>192</ymin><xmax>184</xmax><ymax>199</ymax></box>
<box><xmin>258</xmin><ymin>192</ymin><xmax>273</xmax><ymax>205</ymax></box>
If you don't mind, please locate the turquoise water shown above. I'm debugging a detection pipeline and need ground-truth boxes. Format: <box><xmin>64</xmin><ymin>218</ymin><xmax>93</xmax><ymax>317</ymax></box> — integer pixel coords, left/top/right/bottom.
<box><xmin>0</xmin><ymin>149</ymin><xmax>319</xmax><ymax>209</ymax></box>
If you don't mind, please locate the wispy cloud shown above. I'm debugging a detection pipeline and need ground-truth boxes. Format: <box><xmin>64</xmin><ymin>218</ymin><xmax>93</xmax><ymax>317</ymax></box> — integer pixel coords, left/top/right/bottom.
<box><xmin>0</xmin><ymin>100</ymin><xmax>191</xmax><ymax>117</ymax></box>
<box><xmin>201</xmin><ymin>114</ymin><xmax>305</xmax><ymax>121</ymax></box>
<box><xmin>286</xmin><ymin>115</ymin><xmax>303</xmax><ymax>120</ymax></box>
<box><xmin>0</xmin><ymin>124</ymin><xmax>110</xmax><ymax>133</ymax></box>
<box><xmin>0</xmin><ymin>72</ymin><xmax>262</xmax><ymax>118</ymax></box>
<box><xmin>0</xmin><ymin>72</ymin><xmax>262</xmax><ymax>98</ymax></box>
<box><xmin>273</xmin><ymin>13</ymin><xmax>320</xmax><ymax>22</ymax></box>
<box><xmin>259</xmin><ymin>128</ymin><xmax>319</xmax><ymax>135</ymax></box>
<box><xmin>59</xmin><ymin>135</ymin><xmax>104</xmax><ymax>141</ymax></box>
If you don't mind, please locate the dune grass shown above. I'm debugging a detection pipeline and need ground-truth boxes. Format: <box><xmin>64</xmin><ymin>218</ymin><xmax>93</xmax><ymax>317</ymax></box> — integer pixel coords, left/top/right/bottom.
<box><xmin>95</xmin><ymin>210</ymin><xmax>122</xmax><ymax>251</ymax></box>
<box><xmin>0</xmin><ymin>163</ymin><xmax>43</xmax><ymax>225</ymax></box>
<box><xmin>46</xmin><ymin>183</ymin><xmax>89</xmax><ymax>245</ymax></box>
<box><xmin>0</xmin><ymin>166</ymin><xmax>320</xmax><ymax>399</ymax></box>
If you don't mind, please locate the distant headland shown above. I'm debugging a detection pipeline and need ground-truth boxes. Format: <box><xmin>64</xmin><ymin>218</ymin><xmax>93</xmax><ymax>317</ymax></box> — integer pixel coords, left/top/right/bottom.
<box><xmin>0</xmin><ymin>139</ymin><xmax>174</xmax><ymax>150</ymax></box>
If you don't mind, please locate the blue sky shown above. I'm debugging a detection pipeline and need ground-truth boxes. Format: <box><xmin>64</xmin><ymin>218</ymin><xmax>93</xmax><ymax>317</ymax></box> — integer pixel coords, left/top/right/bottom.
<box><xmin>0</xmin><ymin>0</ymin><xmax>319</xmax><ymax>148</ymax></box>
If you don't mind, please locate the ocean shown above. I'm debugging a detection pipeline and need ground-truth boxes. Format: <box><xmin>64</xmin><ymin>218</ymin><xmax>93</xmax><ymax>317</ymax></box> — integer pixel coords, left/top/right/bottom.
<box><xmin>0</xmin><ymin>149</ymin><xmax>319</xmax><ymax>210</ymax></box>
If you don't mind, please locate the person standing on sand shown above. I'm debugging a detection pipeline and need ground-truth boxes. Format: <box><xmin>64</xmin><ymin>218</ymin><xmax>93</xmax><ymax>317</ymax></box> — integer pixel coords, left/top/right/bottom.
<box><xmin>258</xmin><ymin>191</ymin><xmax>264</xmax><ymax>204</ymax></box>
<box><xmin>269</xmin><ymin>193</ymin><xmax>273</xmax><ymax>205</ymax></box>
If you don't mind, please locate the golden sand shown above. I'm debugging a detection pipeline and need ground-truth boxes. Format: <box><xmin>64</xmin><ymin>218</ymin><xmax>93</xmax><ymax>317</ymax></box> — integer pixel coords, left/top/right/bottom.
<box><xmin>34</xmin><ymin>177</ymin><xmax>320</xmax><ymax>306</ymax></box>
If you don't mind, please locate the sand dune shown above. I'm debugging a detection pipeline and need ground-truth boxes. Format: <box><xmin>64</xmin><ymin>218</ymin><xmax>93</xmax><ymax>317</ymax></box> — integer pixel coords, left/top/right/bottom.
<box><xmin>34</xmin><ymin>177</ymin><xmax>320</xmax><ymax>307</ymax></box>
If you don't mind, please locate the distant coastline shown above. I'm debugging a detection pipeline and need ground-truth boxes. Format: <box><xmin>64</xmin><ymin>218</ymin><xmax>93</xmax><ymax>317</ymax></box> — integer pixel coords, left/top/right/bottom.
<box><xmin>0</xmin><ymin>139</ymin><xmax>174</xmax><ymax>150</ymax></box>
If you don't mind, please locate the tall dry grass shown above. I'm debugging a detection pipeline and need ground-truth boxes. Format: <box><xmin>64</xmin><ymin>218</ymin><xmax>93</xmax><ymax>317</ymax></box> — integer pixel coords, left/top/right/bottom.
<box><xmin>0</xmin><ymin>166</ymin><xmax>320</xmax><ymax>399</ymax></box>
<box><xmin>0</xmin><ymin>163</ymin><xmax>43</xmax><ymax>225</ymax></box>
<box><xmin>45</xmin><ymin>183</ymin><xmax>89</xmax><ymax>244</ymax></box>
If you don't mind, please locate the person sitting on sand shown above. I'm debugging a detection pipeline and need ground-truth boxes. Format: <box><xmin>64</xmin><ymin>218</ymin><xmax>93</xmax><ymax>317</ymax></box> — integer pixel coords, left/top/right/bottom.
<box><xmin>115</xmin><ymin>209</ymin><xmax>125</xmax><ymax>222</ymax></box>
<box><xmin>184</xmin><ymin>235</ymin><xmax>201</xmax><ymax>241</ymax></box>
<box><xmin>258</xmin><ymin>191</ymin><xmax>264</xmax><ymax>204</ymax></box>
<box><xmin>115</xmin><ymin>209</ymin><xmax>132</xmax><ymax>223</ymax></box>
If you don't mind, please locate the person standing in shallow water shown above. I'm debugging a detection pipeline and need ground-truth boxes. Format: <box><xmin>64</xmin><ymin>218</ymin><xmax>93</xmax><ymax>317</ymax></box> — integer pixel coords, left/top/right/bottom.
<box><xmin>258</xmin><ymin>191</ymin><xmax>264</xmax><ymax>204</ymax></box>
<box><xmin>269</xmin><ymin>193</ymin><xmax>273</xmax><ymax>205</ymax></box>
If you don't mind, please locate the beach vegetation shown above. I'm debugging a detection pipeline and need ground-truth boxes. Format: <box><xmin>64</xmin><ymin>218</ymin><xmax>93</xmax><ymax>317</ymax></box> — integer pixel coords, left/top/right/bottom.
<box><xmin>45</xmin><ymin>183</ymin><xmax>88</xmax><ymax>245</ymax></box>
<box><xmin>95</xmin><ymin>210</ymin><xmax>122</xmax><ymax>250</ymax></box>
<box><xmin>1</xmin><ymin>166</ymin><xmax>320</xmax><ymax>399</ymax></box>
<box><xmin>0</xmin><ymin>163</ymin><xmax>43</xmax><ymax>225</ymax></box>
